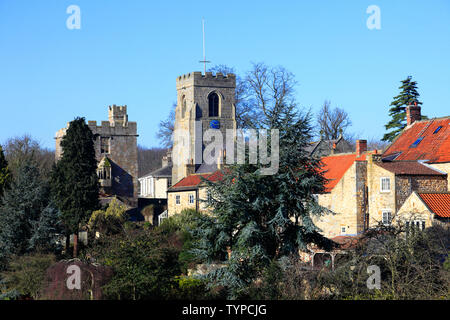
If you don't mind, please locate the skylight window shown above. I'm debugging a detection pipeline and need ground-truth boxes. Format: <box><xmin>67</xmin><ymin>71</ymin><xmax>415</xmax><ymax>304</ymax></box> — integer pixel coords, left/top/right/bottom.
<box><xmin>433</xmin><ymin>126</ymin><xmax>442</xmax><ymax>134</ymax></box>
<box><xmin>410</xmin><ymin>137</ymin><xmax>424</xmax><ymax>148</ymax></box>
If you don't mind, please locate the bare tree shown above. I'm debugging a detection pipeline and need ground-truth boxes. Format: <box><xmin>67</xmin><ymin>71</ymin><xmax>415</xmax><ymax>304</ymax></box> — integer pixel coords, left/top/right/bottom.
<box><xmin>155</xmin><ymin>103</ymin><xmax>176</xmax><ymax>148</ymax></box>
<box><xmin>3</xmin><ymin>134</ymin><xmax>54</xmax><ymax>179</ymax></box>
<box><xmin>137</xmin><ymin>145</ymin><xmax>168</xmax><ymax>177</ymax></box>
<box><xmin>316</xmin><ymin>101</ymin><xmax>352</xmax><ymax>140</ymax></box>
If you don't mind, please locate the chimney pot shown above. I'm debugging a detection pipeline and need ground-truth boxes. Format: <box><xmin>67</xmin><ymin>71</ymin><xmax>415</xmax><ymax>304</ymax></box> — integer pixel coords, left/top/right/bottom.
<box><xmin>356</xmin><ymin>140</ymin><xmax>367</xmax><ymax>157</ymax></box>
<box><xmin>406</xmin><ymin>104</ymin><xmax>421</xmax><ymax>126</ymax></box>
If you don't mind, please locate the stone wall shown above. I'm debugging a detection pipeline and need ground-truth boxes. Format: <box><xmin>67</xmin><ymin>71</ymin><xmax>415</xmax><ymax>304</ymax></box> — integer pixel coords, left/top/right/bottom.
<box><xmin>428</xmin><ymin>162</ymin><xmax>450</xmax><ymax>188</ymax></box>
<box><xmin>55</xmin><ymin>105</ymin><xmax>139</xmax><ymax>207</ymax></box>
<box><xmin>172</xmin><ymin>72</ymin><xmax>236</xmax><ymax>184</ymax></box>
<box><xmin>316</xmin><ymin>162</ymin><xmax>359</xmax><ymax>238</ymax></box>
<box><xmin>395</xmin><ymin>175</ymin><xmax>447</xmax><ymax>210</ymax></box>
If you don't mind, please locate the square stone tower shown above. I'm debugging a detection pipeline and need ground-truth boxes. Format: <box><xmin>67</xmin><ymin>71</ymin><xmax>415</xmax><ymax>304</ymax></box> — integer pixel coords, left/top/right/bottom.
<box><xmin>172</xmin><ymin>72</ymin><xmax>236</xmax><ymax>184</ymax></box>
<box><xmin>55</xmin><ymin>105</ymin><xmax>139</xmax><ymax>207</ymax></box>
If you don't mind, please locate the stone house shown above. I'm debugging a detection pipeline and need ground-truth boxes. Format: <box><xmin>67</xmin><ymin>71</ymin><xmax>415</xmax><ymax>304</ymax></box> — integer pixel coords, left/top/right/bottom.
<box><xmin>167</xmin><ymin>170</ymin><xmax>222</xmax><ymax>216</ymax></box>
<box><xmin>56</xmin><ymin>105</ymin><xmax>139</xmax><ymax>207</ymax></box>
<box><xmin>381</xmin><ymin>106</ymin><xmax>450</xmax><ymax>185</ymax></box>
<box><xmin>315</xmin><ymin>140</ymin><xmax>447</xmax><ymax>238</ymax></box>
<box><xmin>396</xmin><ymin>191</ymin><xmax>450</xmax><ymax>230</ymax></box>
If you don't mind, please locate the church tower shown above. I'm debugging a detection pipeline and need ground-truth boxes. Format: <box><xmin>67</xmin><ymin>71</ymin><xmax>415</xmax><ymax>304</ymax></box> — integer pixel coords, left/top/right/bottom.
<box><xmin>172</xmin><ymin>71</ymin><xmax>236</xmax><ymax>184</ymax></box>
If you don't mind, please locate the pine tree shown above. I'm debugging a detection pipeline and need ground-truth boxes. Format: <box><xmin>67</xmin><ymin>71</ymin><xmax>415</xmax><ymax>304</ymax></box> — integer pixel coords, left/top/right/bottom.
<box><xmin>191</xmin><ymin>104</ymin><xmax>333</xmax><ymax>298</ymax></box>
<box><xmin>0</xmin><ymin>145</ymin><xmax>11</xmax><ymax>199</ymax></box>
<box><xmin>50</xmin><ymin>117</ymin><xmax>100</xmax><ymax>257</ymax></box>
<box><xmin>28</xmin><ymin>202</ymin><xmax>63</xmax><ymax>253</ymax></box>
<box><xmin>382</xmin><ymin>76</ymin><xmax>424</xmax><ymax>142</ymax></box>
<box><xmin>0</xmin><ymin>161</ymin><xmax>48</xmax><ymax>261</ymax></box>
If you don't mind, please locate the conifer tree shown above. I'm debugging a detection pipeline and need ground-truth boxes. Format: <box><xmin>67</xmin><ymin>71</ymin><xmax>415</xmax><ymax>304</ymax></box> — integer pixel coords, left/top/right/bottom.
<box><xmin>0</xmin><ymin>161</ymin><xmax>48</xmax><ymax>261</ymax></box>
<box><xmin>28</xmin><ymin>202</ymin><xmax>62</xmax><ymax>253</ymax></box>
<box><xmin>191</xmin><ymin>104</ymin><xmax>332</xmax><ymax>298</ymax></box>
<box><xmin>0</xmin><ymin>145</ymin><xmax>11</xmax><ymax>199</ymax></box>
<box><xmin>50</xmin><ymin>117</ymin><xmax>100</xmax><ymax>257</ymax></box>
<box><xmin>382</xmin><ymin>76</ymin><xmax>424</xmax><ymax>142</ymax></box>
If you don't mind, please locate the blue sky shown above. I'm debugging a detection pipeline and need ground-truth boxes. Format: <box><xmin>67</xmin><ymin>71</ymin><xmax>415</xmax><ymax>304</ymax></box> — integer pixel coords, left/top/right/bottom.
<box><xmin>0</xmin><ymin>0</ymin><xmax>449</xmax><ymax>149</ymax></box>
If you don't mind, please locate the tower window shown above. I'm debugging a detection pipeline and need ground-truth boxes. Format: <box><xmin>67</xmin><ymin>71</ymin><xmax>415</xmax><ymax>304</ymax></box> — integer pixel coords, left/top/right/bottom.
<box><xmin>181</xmin><ymin>96</ymin><xmax>187</xmax><ymax>118</ymax></box>
<box><xmin>208</xmin><ymin>92</ymin><xmax>219</xmax><ymax>117</ymax></box>
<box><xmin>100</xmin><ymin>137</ymin><xmax>110</xmax><ymax>154</ymax></box>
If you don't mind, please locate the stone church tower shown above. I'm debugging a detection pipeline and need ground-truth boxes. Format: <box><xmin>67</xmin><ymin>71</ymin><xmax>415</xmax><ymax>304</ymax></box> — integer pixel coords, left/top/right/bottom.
<box><xmin>172</xmin><ymin>72</ymin><xmax>236</xmax><ymax>184</ymax></box>
<box><xmin>55</xmin><ymin>105</ymin><xmax>139</xmax><ymax>207</ymax></box>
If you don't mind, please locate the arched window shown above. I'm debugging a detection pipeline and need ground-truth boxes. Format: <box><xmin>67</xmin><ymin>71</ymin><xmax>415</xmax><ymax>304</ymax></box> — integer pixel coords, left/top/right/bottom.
<box><xmin>208</xmin><ymin>92</ymin><xmax>219</xmax><ymax>117</ymax></box>
<box><xmin>181</xmin><ymin>96</ymin><xmax>187</xmax><ymax>118</ymax></box>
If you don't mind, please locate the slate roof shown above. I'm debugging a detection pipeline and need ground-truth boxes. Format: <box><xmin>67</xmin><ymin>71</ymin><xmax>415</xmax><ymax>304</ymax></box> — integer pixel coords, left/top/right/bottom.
<box><xmin>139</xmin><ymin>165</ymin><xmax>172</xmax><ymax>179</ymax></box>
<box><xmin>382</xmin><ymin>117</ymin><xmax>450</xmax><ymax>163</ymax></box>
<box><xmin>417</xmin><ymin>192</ymin><xmax>450</xmax><ymax>218</ymax></box>
<box><xmin>374</xmin><ymin>161</ymin><xmax>446</xmax><ymax>176</ymax></box>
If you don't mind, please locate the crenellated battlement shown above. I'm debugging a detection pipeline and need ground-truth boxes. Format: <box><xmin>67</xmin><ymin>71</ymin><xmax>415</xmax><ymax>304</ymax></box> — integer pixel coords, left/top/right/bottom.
<box><xmin>176</xmin><ymin>71</ymin><xmax>236</xmax><ymax>89</ymax></box>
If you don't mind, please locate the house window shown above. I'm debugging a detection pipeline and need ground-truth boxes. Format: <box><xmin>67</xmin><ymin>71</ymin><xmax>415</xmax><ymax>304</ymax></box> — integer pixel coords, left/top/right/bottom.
<box><xmin>175</xmin><ymin>195</ymin><xmax>180</xmax><ymax>205</ymax></box>
<box><xmin>189</xmin><ymin>194</ymin><xmax>195</xmax><ymax>204</ymax></box>
<box><xmin>382</xmin><ymin>210</ymin><xmax>392</xmax><ymax>226</ymax></box>
<box><xmin>100</xmin><ymin>137</ymin><xmax>110</xmax><ymax>154</ymax></box>
<box><xmin>341</xmin><ymin>226</ymin><xmax>346</xmax><ymax>234</ymax></box>
<box><xmin>433</xmin><ymin>126</ymin><xmax>442</xmax><ymax>134</ymax></box>
<box><xmin>380</xmin><ymin>177</ymin><xmax>391</xmax><ymax>192</ymax></box>
<box><xmin>208</xmin><ymin>92</ymin><xmax>219</xmax><ymax>117</ymax></box>
<box><xmin>409</xmin><ymin>136</ymin><xmax>424</xmax><ymax>148</ymax></box>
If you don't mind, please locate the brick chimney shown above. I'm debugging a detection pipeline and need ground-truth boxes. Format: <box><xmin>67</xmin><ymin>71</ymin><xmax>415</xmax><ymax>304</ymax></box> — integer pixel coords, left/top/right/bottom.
<box><xmin>406</xmin><ymin>102</ymin><xmax>421</xmax><ymax>126</ymax></box>
<box><xmin>356</xmin><ymin>140</ymin><xmax>367</xmax><ymax>157</ymax></box>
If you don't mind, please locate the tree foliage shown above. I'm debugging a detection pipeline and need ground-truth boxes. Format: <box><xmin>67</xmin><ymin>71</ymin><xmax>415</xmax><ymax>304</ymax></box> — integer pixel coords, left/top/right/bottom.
<box><xmin>50</xmin><ymin>117</ymin><xmax>100</xmax><ymax>250</ymax></box>
<box><xmin>382</xmin><ymin>76</ymin><xmax>426</xmax><ymax>142</ymax></box>
<box><xmin>0</xmin><ymin>161</ymin><xmax>49</xmax><ymax>262</ymax></box>
<box><xmin>88</xmin><ymin>198</ymin><xmax>128</xmax><ymax>236</ymax></box>
<box><xmin>0</xmin><ymin>145</ymin><xmax>11</xmax><ymax>199</ymax></box>
<box><xmin>191</xmin><ymin>102</ymin><xmax>331</xmax><ymax>298</ymax></box>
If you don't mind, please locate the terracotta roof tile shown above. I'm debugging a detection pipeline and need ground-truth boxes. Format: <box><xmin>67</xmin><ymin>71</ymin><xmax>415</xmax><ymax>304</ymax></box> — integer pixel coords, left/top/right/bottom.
<box><xmin>417</xmin><ymin>193</ymin><xmax>450</xmax><ymax>218</ymax></box>
<box><xmin>320</xmin><ymin>152</ymin><xmax>369</xmax><ymax>192</ymax></box>
<box><xmin>169</xmin><ymin>170</ymin><xmax>223</xmax><ymax>191</ymax></box>
<box><xmin>383</xmin><ymin>117</ymin><xmax>450</xmax><ymax>163</ymax></box>
<box><xmin>374</xmin><ymin>161</ymin><xmax>446</xmax><ymax>176</ymax></box>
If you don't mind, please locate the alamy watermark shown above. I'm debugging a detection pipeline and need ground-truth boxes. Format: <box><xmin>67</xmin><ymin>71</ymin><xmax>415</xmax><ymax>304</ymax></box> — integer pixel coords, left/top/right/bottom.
<box><xmin>66</xmin><ymin>5</ymin><xmax>81</xmax><ymax>30</ymax></box>
<box><xmin>366</xmin><ymin>5</ymin><xmax>381</xmax><ymax>30</ymax></box>
<box><xmin>172</xmin><ymin>122</ymin><xmax>279</xmax><ymax>175</ymax></box>
<box><xmin>66</xmin><ymin>264</ymin><xmax>81</xmax><ymax>290</ymax></box>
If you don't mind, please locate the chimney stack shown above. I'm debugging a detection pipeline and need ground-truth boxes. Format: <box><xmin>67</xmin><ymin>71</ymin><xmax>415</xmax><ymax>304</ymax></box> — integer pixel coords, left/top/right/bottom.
<box><xmin>356</xmin><ymin>140</ymin><xmax>367</xmax><ymax>157</ymax></box>
<box><xmin>406</xmin><ymin>102</ymin><xmax>421</xmax><ymax>126</ymax></box>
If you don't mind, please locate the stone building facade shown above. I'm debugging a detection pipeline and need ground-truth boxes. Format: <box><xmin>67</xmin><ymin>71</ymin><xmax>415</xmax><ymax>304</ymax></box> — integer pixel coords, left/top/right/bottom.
<box><xmin>172</xmin><ymin>72</ymin><xmax>236</xmax><ymax>185</ymax></box>
<box><xmin>315</xmin><ymin>140</ymin><xmax>447</xmax><ymax>238</ymax></box>
<box><xmin>55</xmin><ymin>105</ymin><xmax>139</xmax><ymax>207</ymax></box>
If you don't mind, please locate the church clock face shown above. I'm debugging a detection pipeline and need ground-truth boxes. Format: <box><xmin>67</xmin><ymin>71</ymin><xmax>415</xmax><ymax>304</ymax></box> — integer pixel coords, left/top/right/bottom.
<box><xmin>209</xmin><ymin>120</ymin><xmax>220</xmax><ymax>129</ymax></box>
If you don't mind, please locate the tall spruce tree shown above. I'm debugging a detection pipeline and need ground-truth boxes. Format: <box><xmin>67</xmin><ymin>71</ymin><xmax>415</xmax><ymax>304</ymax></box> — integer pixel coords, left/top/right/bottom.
<box><xmin>0</xmin><ymin>161</ymin><xmax>48</xmax><ymax>262</ymax></box>
<box><xmin>50</xmin><ymin>117</ymin><xmax>99</xmax><ymax>257</ymax></box>
<box><xmin>191</xmin><ymin>104</ymin><xmax>333</xmax><ymax>298</ymax></box>
<box><xmin>382</xmin><ymin>76</ymin><xmax>424</xmax><ymax>142</ymax></box>
<box><xmin>0</xmin><ymin>145</ymin><xmax>11</xmax><ymax>199</ymax></box>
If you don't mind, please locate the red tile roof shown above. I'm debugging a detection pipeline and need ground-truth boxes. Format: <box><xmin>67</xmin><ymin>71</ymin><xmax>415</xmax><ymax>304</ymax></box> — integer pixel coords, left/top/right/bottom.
<box><xmin>320</xmin><ymin>152</ymin><xmax>368</xmax><ymax>192</ymax></box>
<box><xmin>417</xmin><ymin>193</ymin><xmax>450</xmax><ymax>218</ymax></box>
<box><xmin>374</xmin><ymin>161</ymin><xmax>446</xmax><ymax>176</ymax></box>
<box><xmin>383</xmin><ymin>117</ymin><xmax>450</xmax><ymax>163</ymax></box>
<box><xmin>169</xmin><ymin>170</ymin><xmax>223</xmax><ymax>190</ymax></box>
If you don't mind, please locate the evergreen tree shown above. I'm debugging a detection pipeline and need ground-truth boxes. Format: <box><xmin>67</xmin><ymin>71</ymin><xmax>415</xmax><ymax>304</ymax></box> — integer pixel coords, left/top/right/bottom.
<box><xmin>191</xmin><ymin>104</ymin><xmax>333</xmax><ymax>298</ymax></box>
<box><xmin>50</xmin><ymin>117</ymin><xmax>100</xmax><ymax>257</ymax></box>
<box><xmin>0</xmin><ymin>161</ymin><xmax>48</xmax><ymax>262</ymax></box>
<box><xmin>28</xmin><ymin>202</ymin><xmax>63</xmax><ymax>253</ymax></box>
<box><xmin>0</xmin><ymin>145</ymin><xmax>11</xmax><ymax>199</ymax></box>
<box><xmin>382</xmin><ymin>76</ymin><xmax>425</xmax><ymax>142</ymax></box>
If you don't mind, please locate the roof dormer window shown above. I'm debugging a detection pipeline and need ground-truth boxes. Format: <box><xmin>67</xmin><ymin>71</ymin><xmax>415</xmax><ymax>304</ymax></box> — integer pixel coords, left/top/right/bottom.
<box><xmin>409</xmin><ymin>136</ymin><xmax>424</xmax><ymax>148</ymax></box>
